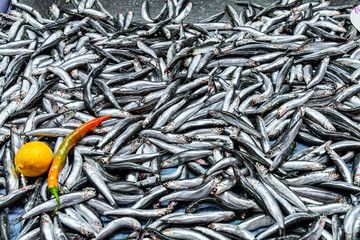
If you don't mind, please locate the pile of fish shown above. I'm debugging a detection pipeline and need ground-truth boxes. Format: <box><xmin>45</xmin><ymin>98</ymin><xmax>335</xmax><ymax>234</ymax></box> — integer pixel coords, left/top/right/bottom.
<box><xmin>0</xmin><ymin>0</ymin><xmax>360</xmax><ymax>239</ymax></box>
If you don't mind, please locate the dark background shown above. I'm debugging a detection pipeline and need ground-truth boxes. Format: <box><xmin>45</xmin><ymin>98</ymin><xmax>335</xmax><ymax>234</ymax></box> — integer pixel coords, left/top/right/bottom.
<box><xmin>20</xmin><ymin>0</ymin><xmax>359</xmax><ymax>22</ymax></box>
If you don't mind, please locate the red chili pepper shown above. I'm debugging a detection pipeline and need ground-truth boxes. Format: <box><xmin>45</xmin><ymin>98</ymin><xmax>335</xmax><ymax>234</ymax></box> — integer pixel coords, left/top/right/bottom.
<box><xmin>48</xmin><ymin>115</ymin><xmax>111</xmax><ymax>212</ymax></box>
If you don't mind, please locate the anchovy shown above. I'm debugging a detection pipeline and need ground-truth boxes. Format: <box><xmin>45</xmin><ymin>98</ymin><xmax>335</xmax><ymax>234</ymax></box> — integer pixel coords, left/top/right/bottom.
<box><xmin>94</xmin><ymin>217</ymin><xmax>141</xmax><ymax>240</ymax></box>
<box><xmin>2</xmin><ymin>1</ymin><xmax>360</xmax><ymax>239</ymax></box>
<box><xmin>57</xmin><ymin>211</ymin><xmax>96</xmax><ymax>238</ymax></box>
<box><xmin>19</xmin><ymin>188</ymin><xmax>97</xmax><ymax>220</ymax></box>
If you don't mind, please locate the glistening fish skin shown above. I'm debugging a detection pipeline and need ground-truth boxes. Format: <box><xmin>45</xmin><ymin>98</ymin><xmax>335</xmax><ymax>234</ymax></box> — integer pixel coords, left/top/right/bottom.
<box><xmin>0</xmin><ymin>0</ymin><xmax>360</xmax><ymax>240</ymax></box>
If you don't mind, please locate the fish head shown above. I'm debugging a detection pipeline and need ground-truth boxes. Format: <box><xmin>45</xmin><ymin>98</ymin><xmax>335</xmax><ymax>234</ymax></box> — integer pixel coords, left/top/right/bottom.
<box><xmin>82</xmin><ymin>187</ymin><xmax>97</xmax><ymax>200</ymax></box>
<box><xmin>247</xmin><ymin>59</ymin><xmax>260</xmax><ymax>67</ymax></box>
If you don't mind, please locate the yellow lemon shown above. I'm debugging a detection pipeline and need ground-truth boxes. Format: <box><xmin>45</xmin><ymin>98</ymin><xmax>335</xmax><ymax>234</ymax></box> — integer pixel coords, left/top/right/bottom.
<box><xmin>15</xmin><ymin>141</ymin><xmax>53</xmax><ymax>177</ymax></box>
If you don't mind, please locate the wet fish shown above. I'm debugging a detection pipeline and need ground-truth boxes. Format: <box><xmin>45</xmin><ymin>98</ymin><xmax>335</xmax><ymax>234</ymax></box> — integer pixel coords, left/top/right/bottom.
<box><xmin>0</xmin><ymin>0</ymin><xmax>360</xmax><ymax>239</ymax></box>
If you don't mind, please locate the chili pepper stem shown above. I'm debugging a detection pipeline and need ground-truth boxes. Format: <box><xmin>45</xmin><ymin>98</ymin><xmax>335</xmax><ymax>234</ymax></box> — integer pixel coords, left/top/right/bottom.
<box><xmin>49</xmin><ymin>186</ymin><xmax>60</xmax><ymax>213</ymax></box>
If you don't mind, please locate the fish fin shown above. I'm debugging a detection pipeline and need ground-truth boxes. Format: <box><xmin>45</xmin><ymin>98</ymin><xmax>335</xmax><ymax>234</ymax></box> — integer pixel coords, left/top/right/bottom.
<box><xmin>143</xmin><ymin>218</ymin><xmax>153</xmax><ymax>230</ymax></box>
<box><xmin>279</xmin><ymin>227</ymin><xmax>285</xmax><ymax>237</ymax></box>
<box><xmin>159</xmin><ymin>150</ymin><xmax>168</xmax><ymax>156</ymax></box>
<box><xmin>10</xmin><ymin>216</ymin><xmax>22</xmax><ymax>225</ymax></box>
<box><xmin>90</xmin><ymin>146</ymin><xmax>100</xmax><ymax>151</ymax></box>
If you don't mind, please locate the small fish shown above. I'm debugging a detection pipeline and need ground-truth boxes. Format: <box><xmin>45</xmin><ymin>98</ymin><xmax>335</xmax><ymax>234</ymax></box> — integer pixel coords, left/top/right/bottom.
<box><xmin>1</xmin><ymin>1</ymin><xmax>360</xmax><ymax>239</ymax></box>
